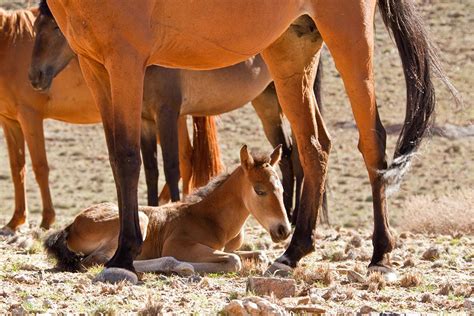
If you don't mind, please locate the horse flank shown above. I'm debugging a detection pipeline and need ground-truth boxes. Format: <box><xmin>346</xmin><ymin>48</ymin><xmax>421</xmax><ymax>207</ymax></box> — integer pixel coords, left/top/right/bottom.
<box><xmin>0</xmin><ymin>8</ymin><xmax>35</xmax><ymax>44</ymax></box>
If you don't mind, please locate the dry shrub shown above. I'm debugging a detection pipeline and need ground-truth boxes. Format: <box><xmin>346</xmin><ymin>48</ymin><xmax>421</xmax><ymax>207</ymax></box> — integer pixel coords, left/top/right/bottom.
<box><xmin>399</xmin><ymin>272</ymin><xmax>422</xmax><ymax>288</ymax></box>
<box><xmin>237</xmin><ymin>259</ymin><xmax>266</xmax><ymax>277</ymax></box>
<box><xmin>366</xmin><ymin>272</ymin><xmax>385</xmax><ymax>292</ymax></box>
<box><xmin>293</xmin><ymin>265</ymin><xmax>334</xmax><ymax>286</ymax></box>
<box><xmin>453</xmin><ymin>284</ymin><xmax>472</xmax><ymax>298</ymax></box>
<box><xmin>399</xmin><ymin>189</ymin><xmax>474</xmax><ymax>235</ymax></box>
<box><xmin>139</xmin><ymin>295</ymin><xmax>163</xmax><ymax>316</ymax></box>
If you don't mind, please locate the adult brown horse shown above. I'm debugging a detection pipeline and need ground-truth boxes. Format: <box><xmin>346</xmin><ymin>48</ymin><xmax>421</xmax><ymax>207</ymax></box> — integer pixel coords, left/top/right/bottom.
<box><xmin>42</xmin><ymin>0</ymin><xmax>457</xmax><ymax>283</ymax></box>
<box><xmin>28</xmin><ymin>8</ymin><xmax>327</xmax><ymax>222</ymax></box>
<box><xmin>0</xmin><ymin>7</ymin><xmax>218</xmax><ymax>234</ymax></box>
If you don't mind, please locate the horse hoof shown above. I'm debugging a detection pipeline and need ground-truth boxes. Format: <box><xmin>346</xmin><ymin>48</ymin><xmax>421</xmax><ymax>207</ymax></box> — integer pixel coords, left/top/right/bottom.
<box><xmin>93</xmin><ymin>268</ymin><xmax>138</xmax><ymax>285</ymax></box>
<box><xmin>174</xmin><ymin>262</ymin><xmax>195</xmax><ymax>276</ymax></box>
<box><xmin>264</xmin><ymin>261</ymin><xmax>293</xmax><ymax>277</ymax></box>
<box><xmin>368</xmin><ymin>265</ymin><xmax>398</xmax><ymax>283</ymax></box>
<box><xmin>0</xmin><ymin>226</ymin><xmax>15</xmax><ymax>237</ymax></box>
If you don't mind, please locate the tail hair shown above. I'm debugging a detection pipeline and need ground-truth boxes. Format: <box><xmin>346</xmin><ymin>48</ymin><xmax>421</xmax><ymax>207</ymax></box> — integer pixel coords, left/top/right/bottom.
<box><xmin>43</xmin><ymin>225</ymin><xmax>83</xmax><ymax>272</ymax></box>
<box><xmin>190</xmin><ymin>116</ymin><xmax>224</xmax><ymax>189</ymax></box>
<box><xmin>378</xmin><ymin>0</ymin><xmax>460</xmax><ymax>193</ymax></box>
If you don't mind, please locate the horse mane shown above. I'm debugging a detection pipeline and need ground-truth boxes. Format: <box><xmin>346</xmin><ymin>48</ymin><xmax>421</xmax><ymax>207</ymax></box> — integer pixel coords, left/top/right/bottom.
<box><xmin>0</xmin><ymin>8</ymin><xmax>36</xmax><ymax>43</ymax></box>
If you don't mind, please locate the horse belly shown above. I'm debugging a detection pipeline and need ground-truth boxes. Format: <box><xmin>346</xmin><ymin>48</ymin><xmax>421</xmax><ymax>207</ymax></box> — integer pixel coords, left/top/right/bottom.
<box><xmin>179</xmin><ymin>56</ymin><xmax>272</xmax><ymax>116</ymax></box>
<box><xmin>149</xmin><ymin>1</ymin><xmax>305</xmax><ymax>69</ymax></box>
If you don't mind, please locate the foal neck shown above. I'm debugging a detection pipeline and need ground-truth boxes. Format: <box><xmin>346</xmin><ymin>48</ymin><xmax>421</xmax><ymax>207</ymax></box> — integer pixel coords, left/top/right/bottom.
<box><xmin>195</xmin><ymin>167</ymin><xmax>249</xmax><ymax>240</ymax></box>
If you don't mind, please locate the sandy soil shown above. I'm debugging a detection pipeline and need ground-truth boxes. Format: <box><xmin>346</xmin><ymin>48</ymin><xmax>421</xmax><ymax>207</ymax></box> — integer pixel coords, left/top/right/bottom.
<box><xmin>0</xmin><ymin>0</ymin><xmax>472</xmax><ymax>314</ymax></box>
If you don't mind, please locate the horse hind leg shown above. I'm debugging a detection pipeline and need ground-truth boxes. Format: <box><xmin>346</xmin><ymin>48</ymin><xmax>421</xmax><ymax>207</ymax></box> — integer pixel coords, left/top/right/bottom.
<box><xmin>1</xmin><ymin>120</ymin><xmax>27</xmax><ymax>234</ymax></box>
<box><xmin>311</xmin><ymin>2</ymin><xmax>395</xmax><ymax>278</ymax></box>
<box><xmin>262</xmin><ymin>15</ymin><xmax>328</xmax><ymax>271</ymax></box>
<box><xmin>141</xmin><ymin>118</ymin><xmax>159</xmax><ymax>206</ymax></box>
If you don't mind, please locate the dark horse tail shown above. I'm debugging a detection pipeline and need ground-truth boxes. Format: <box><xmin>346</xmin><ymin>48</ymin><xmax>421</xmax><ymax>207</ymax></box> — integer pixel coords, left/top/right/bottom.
<box><xmin>43</xmin><ymin>225</ymin><xmax>83</xmax><ymax>272</ymax></box>
<box><xmin>378</xmin><ymin>0</ymin><xmax>459</xmax><ymax>192</ymax></box>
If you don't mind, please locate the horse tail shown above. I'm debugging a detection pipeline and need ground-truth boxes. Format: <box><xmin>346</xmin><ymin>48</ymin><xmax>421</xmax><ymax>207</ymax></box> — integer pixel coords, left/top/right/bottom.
<box><xmin>43</xmin><ymin>225</ymin><xmax>83</xmax><ymax>272</ymax></box>
<box><xmin>378</xmin><ymin>0</ymin><xmax>460</xmax><ymax>192</ymax></box>
<box><xmin>190</xmin><ymin>116</ymin><xmax>224</xmax><ymax>189</ymax></box>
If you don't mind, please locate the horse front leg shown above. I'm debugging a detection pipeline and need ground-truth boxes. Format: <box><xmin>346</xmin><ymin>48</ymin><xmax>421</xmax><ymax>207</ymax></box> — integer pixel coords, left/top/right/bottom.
<box><xmin>140</xmin><ymin>118</ymin><xmax>159</xmax><ymax>206</ymax></box>
<box><xmin>78</xmin><ymin>55</ymin><xmax>145</xmax><ymax>283</ymax></box>
<box><xmin>1</xmin><ymin>120</ymin><xmax>27</xmax><ymax>235</ymax></box>
<box><xmin>17</xmin><ymin>110</ymin><xmax>55</xmax><ymax>230</ymax></box>
<box><xmin>157</xmin><ymin>104</ymin><xmax>181</xmax><ymax>202</ymax></box>
<box><xmin>251</xmin><ymin>83</ymin><xmax>295</xmax><ymax>219</ymax></box>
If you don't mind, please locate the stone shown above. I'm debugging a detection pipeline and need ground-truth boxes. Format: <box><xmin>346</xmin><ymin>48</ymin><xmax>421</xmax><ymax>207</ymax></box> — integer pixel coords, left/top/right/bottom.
<box><xmin>422</xmin><ymin>246</ymin><xmax>441</xmax><ymax>261</ymax></box>
<box><xmin>464</xmin><ymin>298</ymin><xmax>474</xmax><ymax>310</ymax></box>
<box><xmin>420</xmin><ymin>293</ymin><xmax>432</xmax><ymax>303</ymax></box>
<box><xmin>347</xmin><ymin>270</ymin><xmax>365</xmax><ymax>283</ymax></box>
<box><xmin>286</xmin><ymin>305</ymin><xmax>326</xmax><ymax>314</ymax></box>
<box><xmin>360</xmin><ymin>305</ymin><xmax>376</xmax><ymax>314</ymax></box>
<box><xmin>223</xmin><ymin>297</ymin><xmax>286</xmax><ymax>316</ymax></box>
<box><xmin>93</xmin><ymin>268</ymin><xmax>138</xmax><ymax>285</ymax></box>
<box><xmin>246</xmin><ymin>277</ymin><xmax>296</xmax><ymax>299</ymax></box>
<box><xmin>350</xmin><ymin>235</ymin><xmax>363</xmax><ymax>248</ymax></box>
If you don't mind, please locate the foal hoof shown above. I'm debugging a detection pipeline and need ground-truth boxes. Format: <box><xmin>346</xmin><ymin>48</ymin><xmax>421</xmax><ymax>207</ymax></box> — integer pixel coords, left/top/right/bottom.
<box><xmin>368</xmin><ymin>265</ymin><xmax>398</xmax><ymax>283</ymax></box>
<box><xmin>0</xmin><ymin>226</ymin><xmax>15</xmax><ymax>237</ymax></box>
<box><xmin>264</xmin><ymin>262</ymin><xmax>293</xmax><ymax>277</ymax></box>
<box><xmin>174</xmin><ymin>262</ymin><xmax>195</xmax><ymax>276</ymax></box>
<box><xmin>94</xmin><ymin>268</ymin><xmax>138</xmax><ymax>285</ymax></box>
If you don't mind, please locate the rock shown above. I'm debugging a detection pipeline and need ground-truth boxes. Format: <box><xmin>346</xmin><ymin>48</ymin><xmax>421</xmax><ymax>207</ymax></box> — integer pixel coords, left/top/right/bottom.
<box><xmin>12</xmin><ymin>274</ymin><xmax>37</xmax><ymax>285</ymax></box>
<box><xmin>223</xmin><ymin>300</ymin><xmax>247</xmax><ymax>316</ymax></box>
<box><xmin>223</xmin><ymin>297</ymin><xmax>286</xmax><ymax>316</ymax></box>
<box><xmin>350</xmin><ymin>235</ymin><xmax>363</xmax><ymax>248</ymax></box>
<box><xmin>422</xmin><ymin>246</ymin><xmax>441</xmax><ymax>261</ymax></box>
<box><xmin>359</xmin><ymin>305</ymin><xmax>376</xmax><ymax>314</ymax></box>
<box><xmin>347</xmin><ymin>270</ymin><xmax>365</xmax><ymax>283</ymax></box>
<box><xmin>403</xmin><ymin>258</ymin><xmax>415</xmax><ymax>268</ymax></box>
<box><xmin>286</xmin><ymin>305</ymin><xmax>326</xmax><ymax>314</ymax></box>
<box><xmin>438</xmin><ymin>282</ymin><xmax>453</xmax><ymax>296</ymax></box>
<box><xmin>431</xmin><ymin>261</ymin><xmax>444</xmax><ymax>268</ymax></box>
<box><xmin>246</xmin><ymin>277</ymin><xmax>296</xmax><ymax>299</ymax></box>
<box><xmin>464</xmin><ymin>298</ymin><xmax>474</xmax><ymax>310</ymax></box>
<box><xmin>346</xmin><ymin>248</ymin><xmax>359</xmax><ymax>260</ymax></box>
<box><xmin>421</xmin><ymin>293</ymin><xmax>432</xmax><ymax>303</ymax></box>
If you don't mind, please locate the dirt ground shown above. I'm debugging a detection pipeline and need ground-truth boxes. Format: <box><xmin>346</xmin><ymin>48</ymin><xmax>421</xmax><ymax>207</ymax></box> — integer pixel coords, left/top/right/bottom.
<box><xmin>0</xmin><ymin>0</ymin><xmax>473</xmax><ymax>314</ymax></box>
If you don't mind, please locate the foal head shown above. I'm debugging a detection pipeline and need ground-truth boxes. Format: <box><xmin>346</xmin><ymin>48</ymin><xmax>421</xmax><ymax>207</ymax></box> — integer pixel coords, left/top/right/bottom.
<box><xmin>240</xmin><ymin>145</ymin><xmax>291</xmax><ymax>242</ymax></box>
<box><xmin>29</xmin><ymin>0</ymin><xmax>75</xmax><ymax>91</ymax></box>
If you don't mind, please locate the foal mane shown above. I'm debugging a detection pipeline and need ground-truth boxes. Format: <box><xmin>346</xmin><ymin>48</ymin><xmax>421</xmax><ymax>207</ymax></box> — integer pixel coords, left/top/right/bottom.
<box><xmin>184</xmin><ymin>173</ymin><xmax>231</xmax><ymax>204</ymax></box>
<box><xmin>0</xmin><ymin>8</ymin><xmax>35</xmax><ymax>43</ymax></box>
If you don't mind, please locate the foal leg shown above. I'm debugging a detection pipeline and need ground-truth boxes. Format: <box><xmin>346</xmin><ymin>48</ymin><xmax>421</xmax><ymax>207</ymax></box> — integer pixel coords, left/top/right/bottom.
<box><xmin>312</xmin><ymin>2</ymin><xmax>395</xmax><ymax>278</ymax></box>
<box><xmin>251</xmin><ymin>83</ymin><xmax>294</xmax><ymax>218</ymax></box>
<box><xmin>140</xmin><ymin>118</ymin><xmax>159</xmax><ymax>206</ymax></box>
<box><xmin>17</xmin><ymin>111</ymin><xmax>55</xmax><ymax>229</ymax></box>
<box><xmin>262</xmin><ymin>19</ymin><xmax>328</xmax><ymax>271</ymax></box>
<box><xmin>1</xmin><ymin>120</ymin><xmax>26</xmax><ymax>234</ymax></box>
<box><xmin>78</xmin><ymin>55</ymin><xmax>145</xmax><ymax>282</ymax></box>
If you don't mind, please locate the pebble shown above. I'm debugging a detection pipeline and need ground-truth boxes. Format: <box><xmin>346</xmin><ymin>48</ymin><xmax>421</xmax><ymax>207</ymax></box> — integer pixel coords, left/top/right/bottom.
<box><xmin>222</xmin><ymin>297</ymin><xmax>286</xmax><ymax>316</ymax></box>
<box><xmin>359</xmin><ymin>305</ymin><xmax>376</xmax><ymax>314</ymax></box>
<box><xmin>421</xmin><ymin>293</ymin><xmax>432</xmax><ymax>303</ymax></box>
<box><xmin>347</xmin><ymin>270</ymin><xmax>365</xmax><ymax>283</ymax></box>
<box><xmin>350</xmin><ymin>235</ymin><xmax>363</xmax><ymax>248</ymax></box>
<box><xmin>422</xmin><ymin>246</ymin><xmax>441</xmax><ymax>261</ymax></box>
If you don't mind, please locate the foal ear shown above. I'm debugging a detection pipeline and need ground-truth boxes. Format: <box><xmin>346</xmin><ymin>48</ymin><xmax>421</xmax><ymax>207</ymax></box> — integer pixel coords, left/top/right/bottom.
<box><xmin>269</xmin><ymin>144</ymin><xmax>283</xmax><ymax>166</ymax></box>
<box><xmin>240</xmin><ymin>145</ymin><xmax>254</xmax><ymax>170</ymax></box>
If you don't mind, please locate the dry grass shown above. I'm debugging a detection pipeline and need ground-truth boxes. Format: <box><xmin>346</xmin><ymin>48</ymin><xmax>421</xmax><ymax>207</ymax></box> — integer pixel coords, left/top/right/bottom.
<box><xmin>237</xmin><ymin>259</ymin><xmax>266</xmax><ymax>277</ymax></box>
<box><xmin>366</xmin><ymin>272</ymin><xmax>386</xmax><ymax>292</ymax></box>
<box><xmin>293</xmin><ymin>265</ymin><xmax>334</xmax><ymax>286</ymax></box>
<box><xmin>399</xmin><ymin>272</ymin><xmax>422</xmax><ymax>288</ymax></box>
<box><xmin>399</xmin><ymin>189</ymin><xmax>474</xmax><ymax>235</ymax></box>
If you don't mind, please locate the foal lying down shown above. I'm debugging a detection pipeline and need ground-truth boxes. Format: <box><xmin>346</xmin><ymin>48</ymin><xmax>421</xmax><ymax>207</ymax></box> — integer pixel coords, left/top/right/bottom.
<box><xmin>44</xmin><ymin>145</ymin><xmax>291</xmax><ymax>275</ymax></box>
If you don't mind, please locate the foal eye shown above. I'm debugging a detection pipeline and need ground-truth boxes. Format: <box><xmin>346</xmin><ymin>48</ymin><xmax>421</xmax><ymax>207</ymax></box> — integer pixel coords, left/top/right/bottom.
<box><xmin>254</xmin><ymin>188</ymin><xmax>267</xmax><ymax>196</ymax></box>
